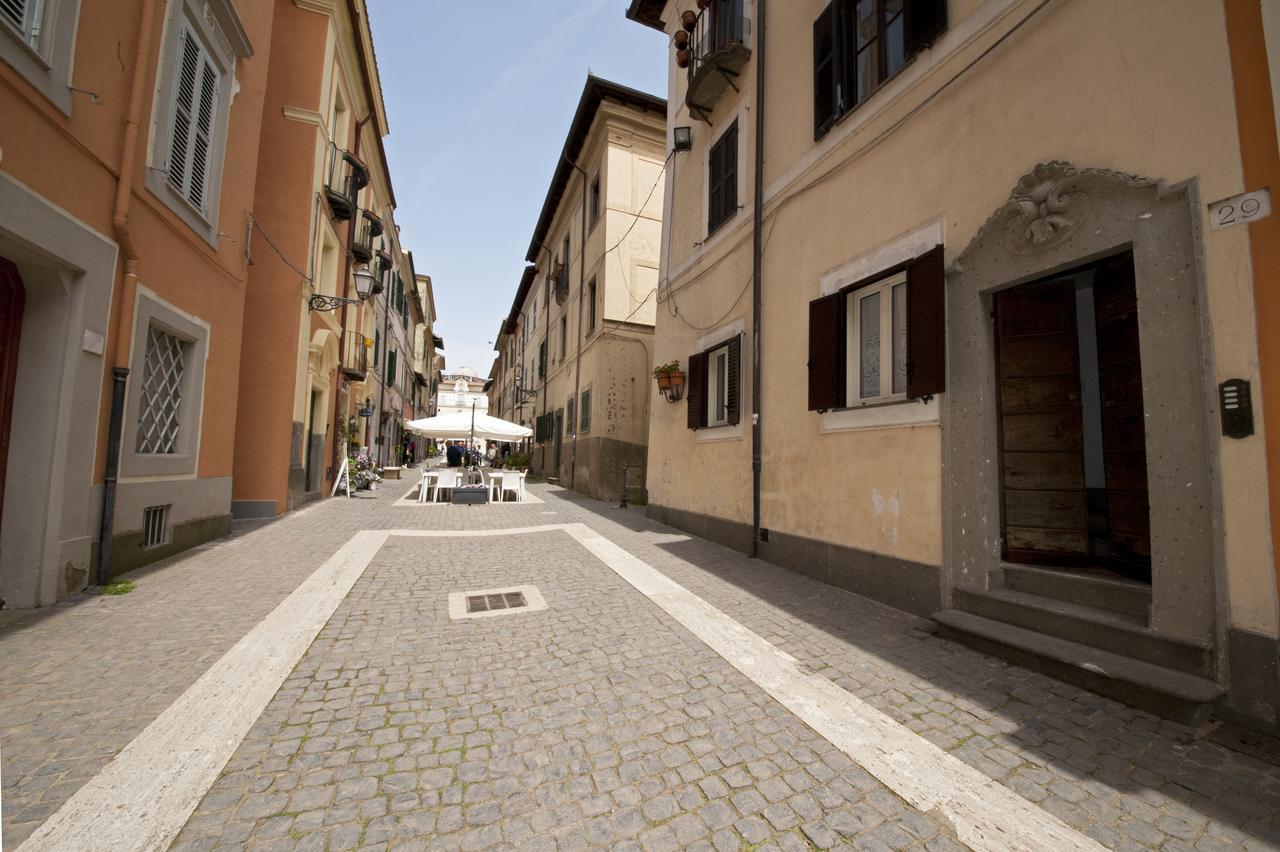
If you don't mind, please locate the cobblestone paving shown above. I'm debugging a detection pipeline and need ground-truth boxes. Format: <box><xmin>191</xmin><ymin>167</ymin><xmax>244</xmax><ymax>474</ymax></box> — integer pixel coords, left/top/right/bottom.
<box><xmin>173</xmin><ymin>530</ymin><xmax>958</xmax><ymax>851</ymax></box>
<box><xmin>2</xmin><ymin>476</ymin><xmax>1279</xmax><ymax>851</ymax></box>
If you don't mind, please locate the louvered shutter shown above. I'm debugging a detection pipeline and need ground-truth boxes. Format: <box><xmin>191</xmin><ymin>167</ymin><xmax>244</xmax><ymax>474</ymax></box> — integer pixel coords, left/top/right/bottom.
<box><xmin>808</xmin><ymin>292</ymin><xmax>846</xmax><ymax>411</ymax></box>
<box><xmin>722</xmin><ymin>124</ymin><xmax>737</xmax><ymax>217</ymax></box>
<box><xmin>167</xmin><ymin>27</ymin><xmax>220</xmax><ymax>214</ymax></box>
<box><xmin>686</xmin><ymin>351</ymin><xmax>709</xmax><ymax>430</ymax></box>
<box><xmin>906</xmin><ymin>245</ymin><xmax>946</xmax><ymax>399</ymax></box>
<box><xmin>1</xmin><ymin>0</ymin><xmax>40</xmax><ymax>47</ymax></box>
<box><xmin>813</xmin><ymin>2</ymin><xmax>838</xmax><ymax>138</ymax></box>
<box><xmin>905</xmin><ymin>0</ymin><xmax>947</xmax><ymax>58</ymax></box>
<box><xmin>726</xmin><ymin>335</ymin><xmax>741</xmax><ymax>425</ymax></box>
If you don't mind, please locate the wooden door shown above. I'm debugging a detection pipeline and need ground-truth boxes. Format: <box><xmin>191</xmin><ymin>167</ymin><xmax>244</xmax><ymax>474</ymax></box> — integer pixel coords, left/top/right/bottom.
<box><xmin>1093</xmin><ymin>254</ymin><xmax>1152</xmax><ymax>578</ymax></box>
<box><xmin>995</xmin><ymin>280</ymin><xmax>1088</xmax><ymax>564</ymax></box>
<box><xmin>0</xmin><ymin>260</ymin><xmax>24</xmax><ymax>531</ymax></box>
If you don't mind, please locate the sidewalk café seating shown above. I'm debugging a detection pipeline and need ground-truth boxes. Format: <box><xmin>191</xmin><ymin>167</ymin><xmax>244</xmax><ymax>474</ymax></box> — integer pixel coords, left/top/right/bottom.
<box><xmin>432</xmin><ymin>470</ymin><xmax>459</xmax><ymax>502</ymax></box>
<box><xmin>501</xmin><ymin>471</ymin><xmax>526</xmax><ymax>503</ymax></box>
<box><xmin>417</xmin><ymin>469</ymin><xmax>436</xmax><ymax>503</ymax></box>
<box><xmin>486</xmin><ymin>470</ymin><xmax>505</xmax><ymax>502</ymax></box>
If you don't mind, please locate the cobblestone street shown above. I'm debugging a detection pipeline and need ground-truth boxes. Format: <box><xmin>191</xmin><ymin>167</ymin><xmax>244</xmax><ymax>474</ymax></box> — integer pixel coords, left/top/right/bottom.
<box><xmin>3</xmin><ymin>481</ymin><xmax>1280</xmax><ymax>850</ymax></box>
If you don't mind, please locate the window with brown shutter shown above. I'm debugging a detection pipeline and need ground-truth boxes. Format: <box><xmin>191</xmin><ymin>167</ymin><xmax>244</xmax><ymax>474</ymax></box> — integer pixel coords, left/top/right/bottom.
<box><xmin>812</xmin><ymin>0</ymin><xmax>947</xmax><ymax>138</ymax></box>
<box><xmin>686</xmin><ymin>351</ymin><xmax>709</xmax><ymax>430</ymax></box>
<box><xmin>806</xmin><ymin>244</ymin><xmax>945</xmax><ymax>411</ymax></box>
<box><xmin>708</xmin><ymin>122</ymin><xmax>738</xmax><ymax>234</ymax></box>
<box><xmin>807</xmin><ymin>293</ymin><xmax>846</xmax><ymax>410</ymax></box>
<box><xmin>906</xmin><ymin>244</ymin><xmax>945</xmax><ymax>399</ymax></box>
<box><xmin>726</xmin><ymin>335</ymin><xmax>741</xmax><ymax>425</ymax></box>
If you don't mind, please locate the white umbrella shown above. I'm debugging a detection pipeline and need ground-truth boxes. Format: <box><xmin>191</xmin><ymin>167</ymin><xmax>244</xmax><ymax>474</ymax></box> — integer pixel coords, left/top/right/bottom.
<box><xmin>405</xmin><ymin>411</ymin><xmax>532</xmax><ymax>442</ymax></box>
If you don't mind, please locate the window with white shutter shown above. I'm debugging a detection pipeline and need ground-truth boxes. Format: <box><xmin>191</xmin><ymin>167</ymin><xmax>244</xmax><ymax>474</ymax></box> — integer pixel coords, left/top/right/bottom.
<box><xmin>166</xmin><ymin>25</ymin><xmax>221</xmax><ymax>215</ymax></box>
<box><xmin>1</xmin><ymin>0</ymin><xmax>43</xmax><ymax>49</ymax></box>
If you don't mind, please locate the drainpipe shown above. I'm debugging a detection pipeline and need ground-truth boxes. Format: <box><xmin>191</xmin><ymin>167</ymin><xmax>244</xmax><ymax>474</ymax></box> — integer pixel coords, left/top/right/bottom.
<box><xmin>332</xmin><ymin>114</ymin><xmax>373</xmax><ymax>482</ymax></box>
<box><xmin>565</xmin><ymin>153</ymin><xmax>588</xmax><ymax>492</ymax></box>
<box><xmin>99</xmin><ymin>0</ymin><xmax>159</xmax><ymax>586</ymax></box>
<box><xmin>750</xmin><ymin>0</ymin><xmax>766</xmax><ymax>558</ymax></box>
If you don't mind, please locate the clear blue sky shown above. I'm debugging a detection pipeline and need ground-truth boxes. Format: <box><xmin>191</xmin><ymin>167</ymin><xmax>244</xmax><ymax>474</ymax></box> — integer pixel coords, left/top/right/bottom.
<box><xmin>368</xmin><ymin>1</ymin><xmax>668</xmax><ymax>377</ymax></box>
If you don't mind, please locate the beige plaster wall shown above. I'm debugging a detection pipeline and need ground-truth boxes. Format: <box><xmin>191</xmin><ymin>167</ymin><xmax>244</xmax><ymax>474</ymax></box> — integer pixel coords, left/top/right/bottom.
<box><xmin>648</xmin><ymin>0</ymin><xmax>1276</xmax><ymax>629</ymax></box>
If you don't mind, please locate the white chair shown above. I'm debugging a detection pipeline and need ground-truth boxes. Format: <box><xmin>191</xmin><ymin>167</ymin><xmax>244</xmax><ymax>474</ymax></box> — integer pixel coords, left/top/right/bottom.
<box><xmin>503</xmin><ymin>471</ymin><xmax>526</xmax><ymax>503</ymax></box>
<box><xmin>487</xmin><ymin>471</ymin><xmax>505</xmax><ymax>503</ymax></box>
<box><xmin>418</xmin><ymin>470</ymin><xmax>436</xmax><ymax>503</ymax></box>
<box><xmin>433</xmin><ymin>470</ymin><xmax>459</xmax><ymax>502</ymax></box>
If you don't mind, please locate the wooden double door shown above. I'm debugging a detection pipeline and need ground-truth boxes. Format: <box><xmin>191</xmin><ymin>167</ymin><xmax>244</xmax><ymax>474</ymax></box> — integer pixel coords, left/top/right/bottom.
<box><xmin>994</xmin><ymin>252</ymin><xmax>1151</xmax><ymax>581</ymax></box>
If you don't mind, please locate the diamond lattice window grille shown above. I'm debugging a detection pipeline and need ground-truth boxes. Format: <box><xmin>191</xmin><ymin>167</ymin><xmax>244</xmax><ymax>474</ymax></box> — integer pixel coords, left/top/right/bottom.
<box><xmin>136</xmin><ymin>327</ymin><xmax>186</xmax><ymax>454</ymax></box>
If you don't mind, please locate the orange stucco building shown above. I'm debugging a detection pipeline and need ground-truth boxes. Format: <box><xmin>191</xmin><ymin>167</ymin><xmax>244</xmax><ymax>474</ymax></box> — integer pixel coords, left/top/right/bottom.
<box><xmin>0</xmin><ymin>0</ymin><xmax>426</xmax><ymax>607</ymax></box>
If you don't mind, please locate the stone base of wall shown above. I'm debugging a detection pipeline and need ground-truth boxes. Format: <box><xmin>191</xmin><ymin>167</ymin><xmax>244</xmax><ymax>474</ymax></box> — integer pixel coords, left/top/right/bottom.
<box><xmin>1221</xmin><ymin>628</ymin><xmax>1280</xmax><ymax>734</ymax></box>
<box><xmin>100</xmin><ymin>513</ymin><xmax>233</xmax><ymax>580</ymax></box>
<box><xmin>646</xmin><ymin>503</ymin><xmax>942</xmax><ymax>618</ymax></box>
<box><xmin>231</xmin><ymin>500</ymin><xmax>277</xmax><ymax>520</ymax></box>
<box><xmin>563</xmin><ymin>436</ymin><xmax>648</xmax><ymax>502</ymax></box>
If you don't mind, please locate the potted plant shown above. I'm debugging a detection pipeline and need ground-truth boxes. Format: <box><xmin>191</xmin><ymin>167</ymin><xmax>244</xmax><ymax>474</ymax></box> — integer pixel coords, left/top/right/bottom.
<box><xmin>654</xmin><ymin>360</ymin><xmax>684</xmax><ymax>391</ymax></box>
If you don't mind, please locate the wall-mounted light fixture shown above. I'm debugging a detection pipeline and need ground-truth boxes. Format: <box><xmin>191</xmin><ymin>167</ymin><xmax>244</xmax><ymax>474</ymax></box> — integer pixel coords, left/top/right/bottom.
<box><xmin>309</xmin><ymin>265</ymin><xmax>375</xmax><ymax>311</ymax></box>
<box><xmin>673</xmin><ymin>126</ymin><xmax>693</xmax><ymax>153</ymax></box>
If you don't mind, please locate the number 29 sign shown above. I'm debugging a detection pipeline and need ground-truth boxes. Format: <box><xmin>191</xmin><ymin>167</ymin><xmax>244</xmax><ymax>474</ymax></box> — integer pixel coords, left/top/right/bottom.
<box><xmin>1209</xmin><ymin>188</ymin><xmax>1271</xmax><ymax>231</ymax></box>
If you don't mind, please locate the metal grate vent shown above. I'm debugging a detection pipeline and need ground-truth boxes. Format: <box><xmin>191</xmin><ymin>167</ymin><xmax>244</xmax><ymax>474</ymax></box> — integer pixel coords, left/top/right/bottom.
<box><xmin>142</xmin><ymin>504</ymin><xmax>170</xmax><ymax>548</ymax></box>
<box><xmin>467</xmin><ymin>591</ymin><xmax>527</xmax><ymax>614</ymax></box>
<box><xmin>136</xmin><ymin>326</ymin><xmax>187</xmax><ymax>454</ymax></box>
<box><xmin>449</xmin><ymin>585</ymin><xmax>546</xmax><ymax>620</ymax></box>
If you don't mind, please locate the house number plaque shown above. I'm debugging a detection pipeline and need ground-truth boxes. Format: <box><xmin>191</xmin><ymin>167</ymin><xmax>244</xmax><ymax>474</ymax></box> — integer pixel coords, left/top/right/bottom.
<box><xmin>1209</xmin><ymin>189</ymin><xmax>1271</xmax><ymax>231</ymax></box>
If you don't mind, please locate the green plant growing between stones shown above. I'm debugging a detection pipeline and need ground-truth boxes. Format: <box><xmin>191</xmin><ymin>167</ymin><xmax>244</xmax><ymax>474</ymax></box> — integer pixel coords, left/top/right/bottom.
<box><xmin>99</xmin><ymin>579</ymin><xmax>135</xmax><ymax>595</ymax></box>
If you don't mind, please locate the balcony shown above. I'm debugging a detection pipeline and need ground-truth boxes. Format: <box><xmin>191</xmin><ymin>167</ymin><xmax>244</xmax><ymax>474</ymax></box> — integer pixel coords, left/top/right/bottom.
<box><xmin>553</xmin><ymin>263</ymin><xmax>569</xmax><ymax>304</ymax></box>
<box><xmin>353</xmin><ymin>210</ymin><xmax>382</xmax><ymax>264</ymax></box>
<box><xmin>324</xmin><ymin>144</ymin><xmax>369</xmax><ymax>221</ymax></box>
<box><xmin>375</xmin><ymin>249</ymin><xmax>392</xmax><ymax>295</ymax></box>
<box><xmin>341</xmin><ymin>331</ymin><xmax>369</xmax><ymax>381</ymax></box>
<box><xmin>685</xmin><ymin>0</ymin><xmax>751</xmax><ymax>121</ymax></box>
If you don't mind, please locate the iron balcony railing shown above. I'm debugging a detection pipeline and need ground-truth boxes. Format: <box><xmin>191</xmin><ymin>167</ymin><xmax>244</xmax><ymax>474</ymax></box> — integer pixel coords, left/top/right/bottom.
<box><xmin>353</xmin><ymin>210</ymin><xmax>382</xmax><ymax>263</ymax></box>
<box><xmin>686</xmin><ymin>0</ymin><xmax>751</xmax><ymax>117</ymax></box>
<box><xmin>341</xmin><ymin>331</ymin><xmax>369</xmax><ymax>380</ymax></box>
<box><xmin>324</xmin><ymin>142</ymin><xmax>369</xmax><ymax>221</ymax></box>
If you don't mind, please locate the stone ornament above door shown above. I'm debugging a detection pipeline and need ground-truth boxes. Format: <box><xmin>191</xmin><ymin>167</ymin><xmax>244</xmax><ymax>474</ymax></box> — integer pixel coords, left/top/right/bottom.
<box><xmin>966</xmin><ymin>161</ymin><xmax>1160</xmax><ymax>257</ymax></box>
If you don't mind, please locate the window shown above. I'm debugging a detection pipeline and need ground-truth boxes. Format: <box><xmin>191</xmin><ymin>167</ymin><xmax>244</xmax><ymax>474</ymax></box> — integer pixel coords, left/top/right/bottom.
<box><xmin>590</xmin><ymin>174</ymin><xmax>602</xmax><ymax>225</ymax></box>
<box><xmin>579</xmin><ymin>389</ymin><xmax>591</xmax><ymax>432</ymax></box>
<box><xmin>142</xmin><ymin>504</ymin><xmax>171</xmax><ymax>549</ymax></box>
<box><xmin>387</xmin><ymin>348</ymin><xmax>397</xmax><ymax>388</ymax></box>
<box><xmin>374</xmin><ymin>328</ymin><xmax>380</xmax><ymax>366</ymax></box>
<box><xmin>813</xmin><ymin>0</ymin><xmax>947</xmax><ymax>138</ymax></box>
<box><xmin>708</xmin><ymin>122</ymin><xmax>738</xmax><ymax>234</ymax></box>
<box><xmin>560</xmin><ymin>316</ymin><xmax>568</xmax><ymax>359</ymax></box>
<box><xmin>586</xmin><ymin>278</ymin><xmax>597</xmax><ymax>333</ymax></box>
<box><xmin>567</xmin><ymin>396</ymin><xmax>576</xmax><ymax>436</ymax></box>
<box><xmin>538</xmin><ymin>339</ymin><xmax>547</xmax><ymax>379</ymax></box>
<box><xmin>166</xmin><ymin>24</ymin><xmax>221</xmax><ymax>214</ymax></box>
<box><xmin>686</xmin><ymin>334</ymin><xmax>741</xmax><ymax>430</ymax></box>
<box><xmin>807</xmin><ymin>245</ymin><xmax>944</xmax><ymax>411</ymax></box>
<box><xmin>1</xmin><ymin>0</ymin><xmax>43</xmax><ymax>48</ymax></box>
<box><xmin>136</xmin><ymin>326</ymin><xmax>187</xmax><ymax>454</ymax></box>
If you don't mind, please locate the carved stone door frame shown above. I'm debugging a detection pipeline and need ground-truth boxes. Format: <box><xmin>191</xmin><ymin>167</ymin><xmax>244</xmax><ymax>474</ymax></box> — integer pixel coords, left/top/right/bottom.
<box><xmin>943</xmin><ymin>162</ymin><xmax>1221</xmax><ymax>646</ymax></box>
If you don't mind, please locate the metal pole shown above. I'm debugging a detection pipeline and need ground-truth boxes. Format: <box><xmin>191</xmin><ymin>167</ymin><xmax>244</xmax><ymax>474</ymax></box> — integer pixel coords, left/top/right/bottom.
<box><xmin>97</xmin><ymin>367</ymin><xmax>130</xmax><ymax>586</ymax></box>
<box><xmin>750</xmin><ymin>0</ymin><xmax>767</xmax><ymax>558</ymax></box>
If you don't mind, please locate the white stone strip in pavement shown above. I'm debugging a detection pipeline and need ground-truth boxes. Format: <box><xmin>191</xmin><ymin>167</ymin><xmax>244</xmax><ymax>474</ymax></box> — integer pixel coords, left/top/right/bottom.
<box><xmin>564</xmin><ymin>524</ymin><xmax>1104</xmax><ymax>852</ymax></box>
<box><xmin>19</xmin><ymin>530</ymin><xmax>391</xmax><ymax>852</ymax></box>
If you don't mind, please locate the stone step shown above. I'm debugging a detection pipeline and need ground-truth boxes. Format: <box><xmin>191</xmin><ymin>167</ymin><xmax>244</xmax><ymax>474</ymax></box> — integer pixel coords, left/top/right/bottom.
<box><xmin>998</xmin><ymin>563</ymin><xmax>1151</xmax><ymax>620</ymax></box>
<box><xmin>954</xmin><ymin>587</ymin><xmax>1213</xmax><ymax>678</ymax></box>
<box><xmin>932</xmin><ymin>609</ymin><xmax>1223</xmax><ymax>725</ymax></box>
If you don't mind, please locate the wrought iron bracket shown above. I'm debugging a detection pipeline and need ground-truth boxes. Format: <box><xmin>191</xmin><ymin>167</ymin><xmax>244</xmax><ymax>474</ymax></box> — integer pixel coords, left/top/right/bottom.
<box><xmin>309</xmin><ymin>294</ymin><xmax>363</xmax><ymax>312</ymax></box>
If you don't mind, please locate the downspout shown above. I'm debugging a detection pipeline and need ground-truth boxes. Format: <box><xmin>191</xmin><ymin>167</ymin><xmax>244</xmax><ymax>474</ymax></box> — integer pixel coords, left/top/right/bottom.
<box><xmin>566</xmin><ymin>154</ymin><xmax>588</xmax><ymax>492</ymax></box>
<box><xmin>332</xmin><ymin>114</ymin><xmax>372</xmax><ymax>480</ymax></box>
<box><xmin>99</xmin><ymin>0</ymin><xmax>159</xmax><ymax>586</ymax></box>
<box><xmin>750</xmin><ymin>0</ymin><xmax>766</xmax><ymax>558</ymax></box>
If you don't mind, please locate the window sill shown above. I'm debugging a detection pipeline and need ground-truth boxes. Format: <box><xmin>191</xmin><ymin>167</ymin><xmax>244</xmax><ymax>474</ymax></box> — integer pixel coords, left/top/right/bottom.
<box><xmin>821</xmin><ymin>395</ymin><xmax>939</xmax><ymax>434</ymax></box>
<box><xmin>695</xmin><ymin>421</ymin><xmax>743</xmax><ymax>443</ymax></box>
<box><xmin>705</xmin><ymin>209</ymin><xmax>739</xmax><ymax>241</ymax></box>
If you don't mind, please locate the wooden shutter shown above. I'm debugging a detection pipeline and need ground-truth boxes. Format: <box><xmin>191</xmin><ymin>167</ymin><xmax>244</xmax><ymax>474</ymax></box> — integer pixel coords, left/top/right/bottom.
<box><xmin>686</xmin><ymin>351</ymin><xmax>709</xmax><ymax>430</ymax></box>
<box><xmin>567</xmin><ymin>397</ymin><xmax>576</xmax><ymax>435</ymax></box>
<box><xmin>813</xmin><ymin>2</ymin><xmax>837</xmax><ymax>138</ymax></box>
<box><xmin>906</xmin><ymin>245</ymin><xmax>946</xmax><ymax>399</ymax></box>
<box><xmin>722</xmin><ymin>124</ymin><xmax>738</xmax><ymax>218</ymax></box>
<box><xmin>708</xmin><ymin>136</ymin><xmax>724</xmax><ymax>229</ymax></box>
<box><xmin>905</xmin><ymin>0</ymin><xmax>947</xmax><ymax>58</ymax></box>
<box><xmin>725</xmin><ymin>335</ymin><xmax>742</xmax><ymax>425</ymax></box>
<box><xmin>808</xmin><ymin>293</ymin><xmax>846</xmax><ymax>410</ymax></box>
<box><xmin>167</xmin><ymin>27</ymin><xmax>219</xmax><ymax>212</ymax></box>
<box><xmin>387</xmin><ymin>349</ymin><xmax>397</xmax><ymax>387</ymax></box>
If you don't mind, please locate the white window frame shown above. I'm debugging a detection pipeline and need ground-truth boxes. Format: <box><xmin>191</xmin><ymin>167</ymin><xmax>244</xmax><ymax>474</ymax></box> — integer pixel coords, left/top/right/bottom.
<box><xmin>146</xmin><ymin>0</ymin><xmax>248</xmax><ymax>247</ymax></box>
<box><xmin>0</xmin><ymin>0</ymin><xmax>77</xmax><ymax>114</ymax></box>
<box><xmin>845</xmin><ymin>270</ymin><xmax>908</xmax><ymax>407</ymax></box>
<box><xmin>707</xmin><ymin>342</ymin><xmax>731</xmax><ymax>427</ymax></box>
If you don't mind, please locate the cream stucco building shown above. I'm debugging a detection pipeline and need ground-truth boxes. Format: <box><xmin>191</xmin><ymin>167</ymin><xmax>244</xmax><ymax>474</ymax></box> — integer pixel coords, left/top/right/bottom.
<box><xmin>491</xmin><ymin>76</ymin><xmax>666</xmax><ymax>500</ymax></box>
<box><xmin>629</xmin><ymin>0</ymin><xmax>1280</xmax><ymax>731</ymax></box>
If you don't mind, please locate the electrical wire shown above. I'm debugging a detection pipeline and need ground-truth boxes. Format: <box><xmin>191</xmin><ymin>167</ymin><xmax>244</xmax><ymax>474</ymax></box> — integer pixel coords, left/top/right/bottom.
<box><xmin>603</xmin><ymin>150</ymin><xmax>674</xmax><ymax>256</ymax></box>
<box><xmin>250</xmin><ymin>217</ymin><xmax>311</xmax><ymax>283</ymax></box>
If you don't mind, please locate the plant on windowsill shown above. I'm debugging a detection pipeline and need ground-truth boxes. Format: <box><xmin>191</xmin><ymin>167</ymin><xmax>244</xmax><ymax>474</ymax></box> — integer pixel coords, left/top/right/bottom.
<box><xmin>654</xmin><ymin>361</ymin><xmax>686</xmax><ymax>402</ymax></box>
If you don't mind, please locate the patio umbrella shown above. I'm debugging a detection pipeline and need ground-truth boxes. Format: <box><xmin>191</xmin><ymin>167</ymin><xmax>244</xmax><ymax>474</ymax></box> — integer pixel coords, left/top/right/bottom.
<box><xmin>404</xmin><ymin>411</ymin><xmax>532</xmax><ymax>442</ymax></box>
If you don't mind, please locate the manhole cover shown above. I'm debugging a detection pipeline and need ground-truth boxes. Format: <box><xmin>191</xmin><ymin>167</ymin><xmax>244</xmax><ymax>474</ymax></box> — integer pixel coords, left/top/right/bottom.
<box><xmin>448</xmin><ymin>585</ymin><xmax>546</xmax><ymax>620</ymax></box>
<box><xmin>467</xmin><ymin>591</ymin><xmax>527</xmax><ymax>613</ymax></box>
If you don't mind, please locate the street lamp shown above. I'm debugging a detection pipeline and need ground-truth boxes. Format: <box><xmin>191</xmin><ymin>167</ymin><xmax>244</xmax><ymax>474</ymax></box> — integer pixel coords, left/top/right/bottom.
<box><xmin>309</xmin><ymin>266</ymin><xmax>376</xmax><ymax>311</ymax></box>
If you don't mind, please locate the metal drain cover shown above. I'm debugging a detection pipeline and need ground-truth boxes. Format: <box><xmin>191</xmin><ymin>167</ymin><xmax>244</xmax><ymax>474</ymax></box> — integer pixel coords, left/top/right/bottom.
<box><xmin>448</xmin><ymin>585</ymin><xmax>546</xmax><ymax>620</ymax></box>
